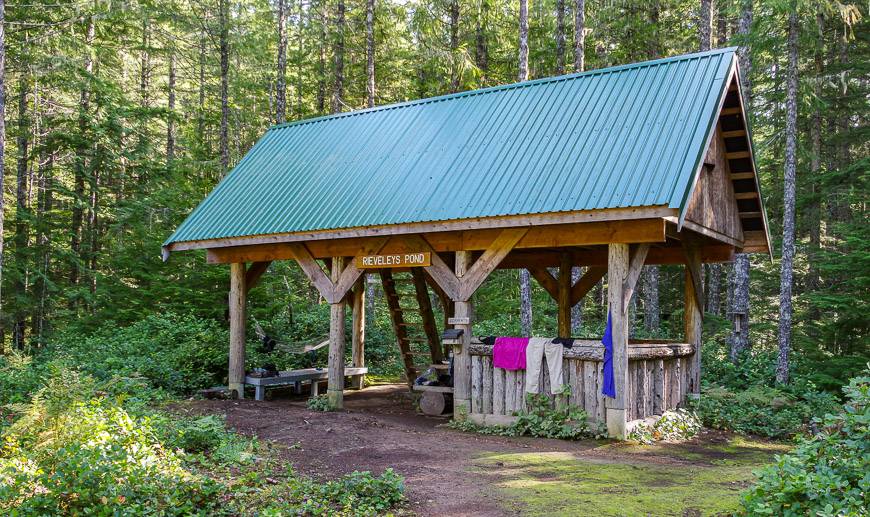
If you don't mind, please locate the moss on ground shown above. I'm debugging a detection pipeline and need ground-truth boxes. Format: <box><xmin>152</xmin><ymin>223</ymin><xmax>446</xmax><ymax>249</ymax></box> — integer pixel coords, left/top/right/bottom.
<box><xmin>476</xmin><ymin>437</ymin><xmax>787</xmax><ymax>516</ymax></box>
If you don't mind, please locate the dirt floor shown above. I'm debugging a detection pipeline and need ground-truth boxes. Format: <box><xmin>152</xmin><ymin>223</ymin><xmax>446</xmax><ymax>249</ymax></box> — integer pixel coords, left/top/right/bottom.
<box><xmin>185</xmin><ymin>383</ymin><xmax>786</xmax><ymax>516</ymax></box>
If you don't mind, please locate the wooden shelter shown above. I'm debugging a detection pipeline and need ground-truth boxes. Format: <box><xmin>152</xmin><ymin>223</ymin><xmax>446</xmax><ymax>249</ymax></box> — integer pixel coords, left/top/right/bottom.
<box><xmin>163</xmin><ymin>48</ymin><xmax>770</xmax><ymax>438</ymax></box>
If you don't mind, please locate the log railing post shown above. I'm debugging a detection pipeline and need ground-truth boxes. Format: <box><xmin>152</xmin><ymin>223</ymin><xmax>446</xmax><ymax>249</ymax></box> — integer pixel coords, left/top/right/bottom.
<box><xmin>452</xmin><ymin>251</ymin><xmax>474</xmax><ymax>419</ymax></box>
<box><xmin>228</xmin><ymin>262</ymin><xmax>247</xmax><ymax>399</ymax></box>
<box><xmin>327</xmin><ymin>257</ymin><xmax>347</xmax><ymax>408</ymax></box>
<box><xmin>605</xmin><ymin>244</ymin><xmax>629</xmax><ymax>439</ymax></box>
<box><xmin>684</xmin><ymin>248</ymin><xmax>703</xmax><ymax>400</ymax></box>
<box><xmin>351</xmin><ymin>276</ymin><xmax>366</xmax><ymax>390</ymax></box>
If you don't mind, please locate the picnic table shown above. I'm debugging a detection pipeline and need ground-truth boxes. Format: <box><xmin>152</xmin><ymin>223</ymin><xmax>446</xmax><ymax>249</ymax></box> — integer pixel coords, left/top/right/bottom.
<box><xmin>245</xmin><ymin>366</ymin><xmax>368</xmax><ymax>401</ymax></box>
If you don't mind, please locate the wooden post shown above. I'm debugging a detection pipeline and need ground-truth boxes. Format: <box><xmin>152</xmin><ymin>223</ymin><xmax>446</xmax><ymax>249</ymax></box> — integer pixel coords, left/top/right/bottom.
<box><xmin>229</xmin><ymin>262</ymin><xmax>247</xmax><ymax>399</ymax></box>
<box><xmin>453</xmin><ymin>251</ymin><xmax>474</xmax><ymax>419</ymax></box>
<box><xmin>605</xmin><ymin>244</ymin><xmax>629</xmax><ymax>439</ymax></box>
<box><xmin>351</xmin><ymin>276</ymin><xmax>365</xmax><ymax>390</ymax></box>
<box><xmin>327</xmin><ymin>257</ymin><xmax>347</xmax><ymax>408</ymax></box>
<box><xmin>684</xmin><ymin>248</ymin><xmax>703</xmax><ymax>400</ymax></box>
<box><xmin>558</xmin><ymin>251</ymin><xmax>572</xmax><ymax>338</ymax></box>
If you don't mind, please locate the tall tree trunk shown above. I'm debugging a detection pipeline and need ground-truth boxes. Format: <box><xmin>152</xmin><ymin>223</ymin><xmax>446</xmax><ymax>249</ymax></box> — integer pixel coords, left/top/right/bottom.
<box><xmin>573</xmin><ymin>0</ymin><xmax>585</xmax><ymax>72</ymax></box>
<box><xmin>475</xmin><ymin>0</ymin><xmax>488</xmax><ymax>83</ymax></box>
<box><xmin>166</xmin><ymin>52</ymin><xmax>176</xmax><ymax>164</ymax></box>
<box><xmin>518</xmin><ymin>0</ymin><xmax>529</xmax><ymax>81</ymax></box>
<box><xmin>276</xmin><ymin>0</ymin><xmax>288</xmax><ymax>123</ymax></box>
<box><xmin>729</xmin><ymin>0</ymin><xmax>752</xmax><ymax>361</ymax></box>
<box><xmin>570</xmin><ymin>267</ymin><xmax>582</xmax><ymax>332</ymax></box>
<box><xmin>647</xmin><ymin>1</ymin><xmax>660</xmax><ymax>59</ymax></box>
<box><xmin>0</xmin><ymin>0</ymin><xmax>5</xmax><ymax>340</ymax></box>
<box><xmin>296</xmin><ymin>0</ymin><xmax>304</xmax><ymax>116</ymax></box>
<box><xmin>707</xmin><ymin>265</ymin><xmax>721</xmax><ymax>315</ymax></box>
<box><xmin>776</xmin><ymin>8</ymin><xmax>799</xmax><ymax>385</ymax></box>
<box><xmin>519</xmin><ymin>269</ymin><xmax>532</xmax><ymax>336</ymax></box>
<box><xmin>331</xmin><ymin>0</ymin><xmax>345</xmax><ymax>113</ymax></box>
<box><xmin>13</xmin><ymin>69</ymin><xmax>31</xmax><ymax>349</ymax></box>
<box><xmin>699</xmin><ymin>0</ymin><xmax>712</xmax><ymax>51</ymax></box>
<box><xmin>806</xmin><ymin>11</ymin><xmax>823</xmax><ymax>315</ymax></box>
<box><xmin>449</xmin><ymin>0</ymin><xmax>460</xmax><ymax>91</ymax></box>
<box><xmin>365</xmin><ymin>0</ymin><xmax>375</xmax><ymax>108</ymax></box>
<box><xmin>71</xmin><ymin>14</ymin><xmax>95</xmax><ymax>290</ymax></box>
<box><xmin>197</xmin><ymin>29</ymin><xmax>206</xmax><ymax>152</ymax></box>
<box><xmin>643</xmin><ymin>266</ymin><xmax>660</xmax><ymax>332</ymax></box>
<box><xmin>555</xmin><ymin>0</ymin><xmax>565</xmax><ymax>74</ymax></box>
<box><xmin>35</xmin><ymin>149</ymin><xmax>53</xmax><ymax>343</ymax></box>
<box><xmin>317</xmin><ymin>4</ymin><xmax>326</xmax><ymax>113</ymax></box>
<box><xmin>219</xmin><ymin>0</ymin><xmax>230</xmax><ymax>172</ymax></box>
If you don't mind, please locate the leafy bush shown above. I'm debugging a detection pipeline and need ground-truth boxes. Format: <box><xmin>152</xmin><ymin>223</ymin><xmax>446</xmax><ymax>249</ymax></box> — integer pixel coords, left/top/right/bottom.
<box><xmin>0</xmin><ymin>386</ymin><xmax>220</xmax><ymax>515</ymax></box>
<box><xmin>627</xmin><ymin>409</ymin><xmax>702</xmax><ymax>444</ymax></box>
<box><xmin>741</xmin><ymin>370</ymin><xmax>870</xmax><ymax>516</ymax></box>
<box><xmin>49</xmin><ymin>312</ymin><xmax>229</xmax><ymax>394</ymax></box>
<box><xmin>307</xmin><ymin>394</ymin><xmax>333</xmax><ymax>412</ymax></box>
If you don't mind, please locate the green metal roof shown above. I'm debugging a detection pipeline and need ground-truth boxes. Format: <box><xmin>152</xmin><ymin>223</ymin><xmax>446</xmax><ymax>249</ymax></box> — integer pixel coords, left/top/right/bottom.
<box><xmin>165</xmin><ymin>48</ymin><xmax>737</xmax><ymax>248</ymax></box>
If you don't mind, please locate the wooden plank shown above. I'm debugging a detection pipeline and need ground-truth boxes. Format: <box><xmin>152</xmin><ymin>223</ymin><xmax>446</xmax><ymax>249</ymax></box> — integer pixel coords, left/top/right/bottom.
<box><xmin>244</xmin><ymin>261</ymin><xmax>271</xmax><ymax>293</ymax></box>
<box><xmin>726</xmin><ymin>151</ymin><xmax>750</xmax><ymax>159</ymax></box>
<box><xmin>291</xmin><ymin>243</ymin><xmax>337</xmax><ymax>303</ymax></box>
<box><xmin>739</xmin><ymin>211</ymin><xmax>763</xmax><ymax>218</ymax></box>
<box><xmin>411</xmin><ymin>267</ymin><xmax>443</xmax><ymax>363</ymax></box>
<box><xmin>515</xmin><ymin>370</ymin><xmax>526</xmax><ymax>414</ymax></box>
<box><xmin>175</xmin><ymin>206</ymin><xmax>675</xmax><ymax>254</ymax></box>
<box><xmin>721</xmin><ymin>129</ymin><xmax>746</xmax><ymax>138</ymax></box>
<box><xmin>493</xmin><ymin>366</ymin><xmax>506</xmax><ymax>415</ymax></box>
<box><xmin>229</xmin><ymin>263</ymin><xmax>247</xmax><ymax>398</ymax></box>
<box><xmin>668</xmin><ymin>358</ymin><xmax>681</xmax><ymax>410</ymax></box>
<box><xmin>459</xmin><ymin>228</ymin><xmax>528</xmax><ymax>301</ymax></box>
<box><xmin>482</xmin><ymin>356</ymin><xmax>493</xmax><ymax>414</ymax></box>
<box><xmin>350</xmin><ymin>277</ymin><xmax>366</xmax><ymax>390</ymax></box>
<box><xmin>596</xmin><ymin>361</ymin><xmax>607</xmax><ymax>423</ymax></box>
<box><xmin>584</xmin><ymin>361</ymin><xmax>597</xmax><ymax>421</ymax></box>
<box><xmin>529</xmin><ymin>267</ymin><xmax>559</xmax><ymax>300</ymax></box>
<box><xmin>653</xmin><ymin>359</ymin><xmax>665</xmax><ymax>415</ymax></box>
<box><xmin>570</xmin><ymin>266</ymin><xmax>607</xmax><ymax>306</ymax></box>
<box><xmin>504</xmin><ymin>370</ymin><xmax>516</xmax><ymax>414</ymax></box>
<box><xmin>622</xmin><ymin>243</ymin><xmax>650</xmax><ymax>308</ymax></box>
<box><xmin>735</xmin><ymin>191</ymin><xmax>758</xmax><ymax>200</ymax></box>
<box><xmin>569</xmin><ymin>360</ymin><xmax>583</xmax><ymax>407</ymax></box>
<box><xmin>684</xmin><ymin>243</ymin><xmax>703</xmax><ymax>399</ymax></box>
<box><xmin>452</xmin><ymin>251</ymin><xmax>473</xmax><ymax>417</ymax></box>
<box><xmin>720</xmin><ymin>106</ymin><xmax>741</xmax><ymax>115</ymax></box>
<box><xmin>471</xmin><ymin>355</ymin><xmax>483</xmax><ymax>414</ymax></box>
<box><xmin>730</xmin><ymin>172</ymin><xmax>754</xmax><ymax>180</ymax></box>
<box><xmin>327</xmin><ymin>257</ymin><xmax>347</xmax><ymax>409</ymax></box>
<box><xmin>646</xmin><ymin>360</ymin><xmax>656</xmax><ymax>417</ymax></box>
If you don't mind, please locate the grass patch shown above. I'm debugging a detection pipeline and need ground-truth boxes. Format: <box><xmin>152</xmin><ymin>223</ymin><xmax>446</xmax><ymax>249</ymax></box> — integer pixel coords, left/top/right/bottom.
<box><xmin>475</xmin><ymin>437</ymin><xmax>786</xmax><ymax>516</ymax></box>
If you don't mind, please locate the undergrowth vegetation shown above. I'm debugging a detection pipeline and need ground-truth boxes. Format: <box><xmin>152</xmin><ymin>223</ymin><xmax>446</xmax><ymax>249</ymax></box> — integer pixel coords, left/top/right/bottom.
<box><xmin>627</xmin><ymin>409</ymin><xmax>702</xmax><ymax>444</ymax></box>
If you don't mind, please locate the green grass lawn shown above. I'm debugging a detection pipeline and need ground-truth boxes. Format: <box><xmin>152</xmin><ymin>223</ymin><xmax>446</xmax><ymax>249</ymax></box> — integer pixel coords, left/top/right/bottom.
<box><xmin>475</xmin><ymin>436</ymin><xmax>789</xmax><ymax>516</ymax></box>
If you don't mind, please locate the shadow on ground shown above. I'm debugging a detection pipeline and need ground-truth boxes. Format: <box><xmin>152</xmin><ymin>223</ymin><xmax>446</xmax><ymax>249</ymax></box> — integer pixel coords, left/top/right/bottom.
<box><xmin>183</xmin><ymin>383</ymin><xmax>786</xmax><ymax>516</ymax></box>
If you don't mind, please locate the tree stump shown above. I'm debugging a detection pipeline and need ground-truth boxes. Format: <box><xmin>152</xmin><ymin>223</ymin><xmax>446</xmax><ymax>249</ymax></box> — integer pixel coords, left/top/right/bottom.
<box><xmin>420</xmin><ymin>391</ymin><xmax>451</xmax><ymax>416</ymax></box>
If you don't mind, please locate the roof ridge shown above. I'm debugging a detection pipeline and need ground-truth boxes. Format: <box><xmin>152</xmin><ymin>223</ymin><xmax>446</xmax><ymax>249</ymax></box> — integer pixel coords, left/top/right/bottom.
<box><xmin>268</xmin><ymin>47</ymin><xmax>737</xmax><ymax>132</ymax></box>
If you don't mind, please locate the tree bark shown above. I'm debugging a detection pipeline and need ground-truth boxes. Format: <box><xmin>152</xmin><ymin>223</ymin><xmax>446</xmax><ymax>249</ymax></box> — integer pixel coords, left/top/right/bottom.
<box><xmin>71</xmin><ymin>13</ymin><xmax>95</xmax><ymax>289</ymax></box>
<box><xmin>475</xmin><ymin>0</ymin><xmax>488</xmax><ymax>83</ymax></box>
<box><xmin>276</xmin><ymin>0</ymin><xmax>288</xmax><ymax>123</ymax></box>
<box><xmin>716</xmin><ymin>1</ymin><xmax>728</xmax><ymax>46</ymax></box>
<box><xmin>317</xmin><ymin>4</ymin><xmax>326</xmax><ymax>113</ymax></box>
<box><xmin>642</xmin><ymin>265</ymin><xmax>659</xmax><ymax>332</ymax></box>
<box><xmin>365</xmin><ymin>0</ymin><xmax>375</xmax><ymax>107</ymax></box>
<box><xmin>0</xmin><ymin>0</ymin><xmax>5</xmax><ymax>336</ymax></box>
<box><xmin>573</xmin><ymin>0</ymin><xmax>585</xmax><ymax>72</ymax></box>
<box><xmin>449</xmin><ymin>0</ymin><xmax>460</xmax><ymax>91</ymax></box>
<box><xmin>198</xmin><ymin>29</ymin><xmax>206</xmax><ymax>148</ymax></box>
<box><xmin>166</xmin><ymin>52</ymin><xmax>176</xmax><ymax>164</ymax></box>
<box><xmin>806</xmin><ymin>11</ymin><xmax>823</xmax><ymax>307</ymax></box>
<box><xmin>519</xmin><ymin>269</ymin><xmax>532</xmax><ymax>336</ymax></box>
<box><xmin>518</xmin><ymin>0</ymin><xmax>528</xmax><ymax>81</ymax></box>
<box><xmin>331</xmin><ymin>0</ymin><xmax>345</xmax><ymax>113</ymax></box>
<box><xmin>219</xmin><ymin>0</ymin><xmax>230</xmax><ymax>172</ymax></box>
<box><xmin>555</xmin><ymin>0</ymin><xmax>565</xmax><ymax>75</ymax></box>
<box><xmin>699</xmin><ymin>0</ymin><xmax>712</xmax><ymax>51</ymax></box>
<box><xmin>13</xmin><ymin>68</ymin><xmax>31</xmax><ymax>348</ymax></box>
<box><xmin>570</xmin><ymin>267</ymin><xmax>582</xmax><ymax>331</ymax></box>
<box><xmin>776</xmin><ymin>8</ymin><xmax>799</xmax><ymax>385</ymax></box>
<box><xmin>707</xmin><ymin>264</ymin><xmax>721</xmax><ymax>315</ymax></box>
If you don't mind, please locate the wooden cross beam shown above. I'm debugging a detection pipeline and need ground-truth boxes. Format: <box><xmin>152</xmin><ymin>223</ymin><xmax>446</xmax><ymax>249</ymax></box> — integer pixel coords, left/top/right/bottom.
<box><xmin>244</xmin><ymin>261</ymin><xmax>272</xmax><ymax>294</ymax></box>
<box><xmin>682</xmin><ymin>242</ymin><xmax>705</xmax><ymax>315</ymax></box>
<box><xmin>622</xmin><ymin>243</ymin><xmax>651</xmax><ymax>309</ymax></box>
<box><xmin>529</xmin><ymin>264</ymin><xmax>606</xmax><ymax>307</ymax></box>
<box><xmin>290</xmin><ymin>238</ymin><xmax>389</xmax><ymax>304</ymax></box>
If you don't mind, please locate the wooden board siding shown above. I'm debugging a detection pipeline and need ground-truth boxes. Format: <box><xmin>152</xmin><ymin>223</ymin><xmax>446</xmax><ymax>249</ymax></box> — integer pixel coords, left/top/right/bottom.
<box><xmin>684</xmin><ymin>125</ymin><xmax>744</xmax><ymax>243</ymax></box>
<box><xmin>468</xmin><ymin>341</ymin><xmax>694</xmax><ymax>423</ymax></box>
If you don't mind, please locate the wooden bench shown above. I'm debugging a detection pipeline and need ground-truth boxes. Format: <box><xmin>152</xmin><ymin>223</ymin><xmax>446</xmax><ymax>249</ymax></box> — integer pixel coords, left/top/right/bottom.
<box><xmin>245</xmin><ymin>367</ymin><xmax>368</xmax><ymax>401</ymax></box>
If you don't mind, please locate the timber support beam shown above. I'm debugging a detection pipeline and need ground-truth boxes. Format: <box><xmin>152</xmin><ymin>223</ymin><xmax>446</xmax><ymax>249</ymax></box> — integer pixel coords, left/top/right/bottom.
<box><xmin>228</xmin><ymin>263</ymin><xmax>247</xmax><ymax>399</ymax></box>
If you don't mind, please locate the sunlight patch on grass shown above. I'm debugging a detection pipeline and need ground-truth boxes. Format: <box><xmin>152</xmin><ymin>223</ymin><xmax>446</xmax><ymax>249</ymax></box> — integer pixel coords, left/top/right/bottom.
<box><xmin>476</xmin><ymin>440</ymin><xmax>783</xmax><ymax>516</ymax></box>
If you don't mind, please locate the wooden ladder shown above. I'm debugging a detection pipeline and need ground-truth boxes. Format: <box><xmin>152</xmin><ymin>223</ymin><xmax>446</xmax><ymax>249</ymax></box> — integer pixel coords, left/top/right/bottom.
<box><xmin>380</xmin><ymin>268</ymin><xmax>444</xmax><ymax>387</ymax></box>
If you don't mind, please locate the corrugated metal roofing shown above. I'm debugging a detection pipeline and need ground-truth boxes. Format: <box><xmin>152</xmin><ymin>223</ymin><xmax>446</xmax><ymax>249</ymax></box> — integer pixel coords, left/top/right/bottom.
<box><xmin>165</xmin><ymin>47</ymin><xmax>736</xmax><ymax>247</ymax></box>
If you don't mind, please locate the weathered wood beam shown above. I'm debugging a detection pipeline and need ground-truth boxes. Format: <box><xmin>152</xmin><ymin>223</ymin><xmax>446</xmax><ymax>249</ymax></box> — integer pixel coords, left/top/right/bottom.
<box><xmin>204</xmin><ymin>218</ymin><xmax>667</xmax><ymax>264</ymax></box>
<box><xmin>622</xmin><ymin>244</ymin><xmax>650</xmax><ymax>308</ymax></box>
<box><xmin>558</xmin><ymin>252</ymin><xmax>572</xmax><ymax>338</ymax></box>
<box><xmin>244</xmin><ymin>261</ymin><xmax>271</xmax><ymax>293</ymax></box>
<box><xmin>682</xmin><ymin>243</ymin><xmax>705</xmax><ymax>315</ymax></box>
<box><xmin>529</xmin><ymin>267</ymin><xmax>559</xmax><ymax>300</ymax></box>
<box><xmin>605</xmin><ymin>243</ymin><xmax>629</xmax><ymax>439</ymax></box>
<box><xmin>228</xmin><ymin>263</ymin><xmax>247</xmax><ymax>399</ymax></box>
<box><xmin>327</xmin><ymin>257</ymin><xmax>347</xmax><ymax>409</ymax></box>
<box><xmin>289</xmin><ymin>243</ymin><xmax>336</xmax><ymax>302</ymax></box>
<box><xmin>411</xmin><ymin>267</ymin><xmax>443</xmax><ymax>364</ymax></box>
<box><xmin>397</xmin><ymin>235</ymin><xmax>460</xmax><ymax>301</ymax></box>
<box><xmin>459</xmin><ymin>228</ymin><xmax>527</xmax><ymax>301</ymax></box>
<box><xmin>570</xmin><ymin>266</ymin><xmax>607</xmax><ymax>306</ymax></box>
<box><xmin>350</xmin><ymin>277</ymin><xmax>365</xmax><ymax>390</ymax></box>
<box><xmin>684</xmin><ymin>245</ymin><xmax>703</xmax><ymax>398</ymax></box>
<box><xmin>452</xmin><ymin>251</ymin><xmax>474</xmax><ymax>419</ymax></box>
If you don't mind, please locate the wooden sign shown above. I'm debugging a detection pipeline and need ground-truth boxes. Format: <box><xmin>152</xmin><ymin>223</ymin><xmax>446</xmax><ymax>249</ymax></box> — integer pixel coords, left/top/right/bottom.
<box><xmin>447</xmin><ymin>317</ymin><xmax>470</xmax><ymax>325</ymax></box>
<box><xmin>356</xmin><ymin>252</ymin><xmax>431</xmax><ymax>269</ymax></box>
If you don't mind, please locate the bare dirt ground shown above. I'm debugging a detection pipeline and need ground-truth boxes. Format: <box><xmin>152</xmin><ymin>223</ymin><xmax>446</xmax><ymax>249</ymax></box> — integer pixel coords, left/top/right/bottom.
<box><xmin>183</xmin><ymin>383</ymin><xmax>775</xmax><ymax>516</ymax></box>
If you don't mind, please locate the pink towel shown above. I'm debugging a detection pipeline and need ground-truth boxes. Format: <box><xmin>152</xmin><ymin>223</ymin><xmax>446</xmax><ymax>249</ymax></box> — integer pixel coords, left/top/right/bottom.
<box><xmin>492</xmin><ymin>337</ymin><xmax>529</xmax><ymax>370</ymax></box>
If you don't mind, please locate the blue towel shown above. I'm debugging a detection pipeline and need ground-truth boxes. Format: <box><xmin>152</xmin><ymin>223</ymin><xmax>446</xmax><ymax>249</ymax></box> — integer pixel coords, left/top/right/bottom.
<box><xmin>601</xmin><ymin>311</ymin><xmax>616</xmax><ymax>398</ymax></box>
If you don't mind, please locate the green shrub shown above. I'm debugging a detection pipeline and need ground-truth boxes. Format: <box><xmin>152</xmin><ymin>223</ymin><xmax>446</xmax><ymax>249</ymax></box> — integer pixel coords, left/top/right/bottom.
<box><xmin>627</xmin><ymin>409</ymin><xmax>702</xmax><ymax>444</ymax></box>
<box><xmin>693</xmin><ymin>384</ymin><xmax>839</xmax><ymax>439</ymax></box>
<box><xmin>741</xmin><ymin>370</ymin><xmax>870</xmax><ymax>516</ymax></box>
<box><xmin>0</xmin><ymin>396</ymin><xmax>220</xmax><ymax>515</ymax></box>
<box><xmin>307</xmin><ymin>394</ymin><xmax>333</xmax><ymax>411</ymax></box>
<box><xmin>258</xmin><ymin>468</ymin><xmax>406</xmax><ymax>516</ymax></box>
